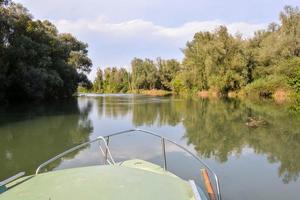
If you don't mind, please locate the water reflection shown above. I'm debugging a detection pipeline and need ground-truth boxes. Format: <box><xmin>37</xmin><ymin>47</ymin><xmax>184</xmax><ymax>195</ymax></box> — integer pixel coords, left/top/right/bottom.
<box><xmin>93</xmin><ymin>95</ymin><xmax>300</xmax><ymax>183</ymax></box>
<box><xmin>1</xmin><ymin>95</ymin><xmax>300</xmax><ymax>199</ymax></box>
<box><xmin>0</xmin><ymin>99</ymin><xmax>93</xmax><ymax>180</ymax></box>
<box><xmin>182</xmin><ymin>99</ymin><xmax>300</xmax><ymax>184</ymax></box>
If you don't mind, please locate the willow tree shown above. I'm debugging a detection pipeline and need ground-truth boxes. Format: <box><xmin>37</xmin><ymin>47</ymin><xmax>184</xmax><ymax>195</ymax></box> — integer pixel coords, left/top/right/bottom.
<box><xmin>131</xmin><ymin>58</ymin><xmax>158</xmax><ymax>90</ymax></box>
<box><xmin>182</xmin><ymin>26</ymin><xmax>249</xmax><ymax>93</ymax></box>
<box><xmin>157</xmin><ymin>58</ymin><xmax>181</xmax><ymax>90</ymax></box>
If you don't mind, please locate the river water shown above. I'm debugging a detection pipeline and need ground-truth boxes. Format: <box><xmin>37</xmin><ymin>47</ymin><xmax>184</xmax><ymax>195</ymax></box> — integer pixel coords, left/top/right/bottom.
<box><xmin>1</xmin><ymin>94</ymin><xmax>300</xmax><ymax>200</ymax></box>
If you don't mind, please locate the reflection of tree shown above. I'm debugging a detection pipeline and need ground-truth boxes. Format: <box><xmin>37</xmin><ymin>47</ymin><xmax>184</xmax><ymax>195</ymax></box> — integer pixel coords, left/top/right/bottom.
<box><xmin>97</xmin><ymin>95</ymin><xmax>300</xmax><ymax>183</ymax></box>
<box><xmin>105</xmin><ymin>96</ymin><xmax>132</xmax><ymax>118</ymax></box>
<box><xmin>183</xmin><ymin>99</ymin><xmax>300</xmax><ymax>184</ymax></box>
<box><xmin>183</xmin><ymin>99</ymin><xmax>248</xmax><ymax>162</ymax></box>
<box><xmin>0</xmin><ymin>99</ymin><xmax>93</xmax><ymax>180</ymax></box>
<box><xmin>96</xmin><ymin>95</ymin><xmax>132</xmax><ymax>118</ymax></box>
<box><xmin>95</xmin><ymin>95</ymin><xmax>183</xmax><ymax>125</ymax></box>
<box><xmin>18</xmin><ymin>95</ymin><xmax>299</xmax><ymax>184</ymax></box>
<box><xmin>132</xmin><ymin>96</ymin><xmax>182</xmax><ymax>126</ymax></box>
<box><xmin>97</xmin><ymin>96</ymin><xmax>105</xmax><ymax>117</ymax></box>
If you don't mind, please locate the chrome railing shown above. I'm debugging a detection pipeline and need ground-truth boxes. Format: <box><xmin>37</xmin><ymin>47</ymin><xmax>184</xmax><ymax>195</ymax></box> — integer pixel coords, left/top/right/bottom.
<box><xmin>0</xmin><ymin>172</ymin><xmax>25</xmax><ymax>188</ymax></box>
<box><xmin>35</xmin><ymin>136</ymin><xmax>115</xmax><ymax>174</ymax></box>
<box><xmin>35</xmin><ymin>129</ymin><xmax>221</xmax><ymax>200</ymax></box>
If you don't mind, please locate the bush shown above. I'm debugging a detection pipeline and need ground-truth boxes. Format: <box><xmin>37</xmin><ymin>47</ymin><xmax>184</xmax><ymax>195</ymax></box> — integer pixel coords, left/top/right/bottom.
<box><xmin>241</xmin><ymin>75</ymin><xmax>290</xmax><ymax>98</ymax></box>
<box><xmin>170</xmin><ymin>74</ymin><xmax>190</xmax><ymax>95</ymax></box>
<box><xmin>290</xmin><ymin>70</ymin><xmax>300</xmax><ymax>92</ymax></box>
<box><xmin>77</xmin><ymin>86</ymin><xmax>90</xmax><ymax>94</ymax></box>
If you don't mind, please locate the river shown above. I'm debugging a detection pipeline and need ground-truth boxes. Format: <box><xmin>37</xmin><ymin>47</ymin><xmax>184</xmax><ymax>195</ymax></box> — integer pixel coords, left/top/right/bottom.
<box><xmin>1</xmin><ymin>94</ymin><xmax>300</xmax><ymax>200</ymax></box>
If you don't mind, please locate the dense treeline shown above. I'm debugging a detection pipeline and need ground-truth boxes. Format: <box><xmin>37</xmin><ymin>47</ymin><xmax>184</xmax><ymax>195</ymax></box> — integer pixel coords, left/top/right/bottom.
<box><xmin>92</xmin><ymin>58</ymin><xmax>181</xmax><ymax>93</ymax></box>
<box><xmin>93</xmin><ymin>6</ymin><xmax>300</xmax><ymax>99</ymax></box>
<box><xmin>0</xmin><ymin>0</ymin><xmax>92</xmax><ymax>102</ymax></box>
<box><xmin>93</xmin><ymin>67</ymin><xmax>129</xmax><ymax>93</ymax></box>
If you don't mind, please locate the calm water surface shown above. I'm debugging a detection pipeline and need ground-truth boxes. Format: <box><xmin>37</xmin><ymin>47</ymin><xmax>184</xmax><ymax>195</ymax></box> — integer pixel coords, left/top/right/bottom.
<box><xmin>1</xmin><ymin>94</ymin><xmax>300</xmax><ymax>200</ymax></box>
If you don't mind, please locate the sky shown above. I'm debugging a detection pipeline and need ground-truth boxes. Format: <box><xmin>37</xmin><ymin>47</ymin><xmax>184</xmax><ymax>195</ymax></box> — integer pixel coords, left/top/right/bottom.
<box><xmin>15</xmin><ymin>0</ymin><xmax>300</xmax><ymax>80</ymax></box>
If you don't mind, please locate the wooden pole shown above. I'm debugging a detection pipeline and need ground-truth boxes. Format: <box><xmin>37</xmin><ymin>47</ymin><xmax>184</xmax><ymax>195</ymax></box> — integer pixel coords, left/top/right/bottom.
<box><xmin>201</xmin><ymin>169</ymin><xmax>216</xmax><ymax>200</ymax></box>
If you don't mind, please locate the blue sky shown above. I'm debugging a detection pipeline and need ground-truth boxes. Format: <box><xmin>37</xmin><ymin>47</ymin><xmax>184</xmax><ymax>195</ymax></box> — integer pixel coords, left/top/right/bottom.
<box><xmin>16</xmin><ymin>0</ymin><xmax>300</xmax><ymax>80</ymax></box>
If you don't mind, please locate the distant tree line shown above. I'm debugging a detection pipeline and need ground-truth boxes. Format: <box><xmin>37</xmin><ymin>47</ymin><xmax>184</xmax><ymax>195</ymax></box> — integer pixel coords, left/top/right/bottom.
<box><xmin>93</xmin><ymin>58</ymin><xmax>181</xmax><ymax>93</ymax></box>
<box><xmin>0</xmin><ymin>0</ymin><xmax>92</xmax><ymax>102</ymax></box>
<box><xmin>93</xmin><ymin>67</ymin><xmax>130</xmax><ymax>93</ymax></box>
<box><xmin>93</xmin><ymin>6</ymin><xmax>300</xmax><ymax>98</ymax></box>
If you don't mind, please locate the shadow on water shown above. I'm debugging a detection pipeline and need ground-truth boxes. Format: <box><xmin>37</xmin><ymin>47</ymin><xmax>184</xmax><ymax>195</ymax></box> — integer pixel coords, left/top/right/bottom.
<box><xmin>0</xmin><ymin>99</ymin><xmax>94</xmax><ymax>180</ymax></box>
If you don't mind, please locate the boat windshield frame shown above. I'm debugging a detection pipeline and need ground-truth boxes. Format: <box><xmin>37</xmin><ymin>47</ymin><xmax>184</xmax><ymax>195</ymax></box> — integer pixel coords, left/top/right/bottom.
<box><xmin>35</xmin><ymin>129</ymin><xmax>221</xmax><ymax>200</ymax></box>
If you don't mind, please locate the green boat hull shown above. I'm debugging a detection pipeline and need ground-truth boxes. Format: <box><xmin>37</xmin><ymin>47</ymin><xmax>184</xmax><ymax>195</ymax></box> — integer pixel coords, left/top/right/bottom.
<box><xmin>1</xmin><ymin>159</ymin><xmax>205</xmax><ymax>200</ymax></box>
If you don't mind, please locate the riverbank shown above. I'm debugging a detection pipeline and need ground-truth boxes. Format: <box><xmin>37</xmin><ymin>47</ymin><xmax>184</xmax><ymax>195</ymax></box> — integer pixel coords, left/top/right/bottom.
<box><xmin>196</xmin><ymin>88</ymin><xmax>295</xmax><ymax>103</ymax></box>
<box><xmin>77</xmin><ymin>89</ymin><xmax>173</xmax><ymax>97</ymax></box>
<box><xmin>130</xmin><ymin>89</ymin><xmax>173</xmax><ymax>96</ymax></box>
<box><xmin>78</xmin><ymin>88</ymin><xmax>299</xmax><ymax>103</ymax></box>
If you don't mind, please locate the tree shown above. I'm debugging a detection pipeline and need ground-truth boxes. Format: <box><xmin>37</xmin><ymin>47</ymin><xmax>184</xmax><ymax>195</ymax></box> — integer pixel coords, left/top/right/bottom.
<box><xmin>99</xmin><ymin>67</ymin><xmax>130</xmax><ymax>93</ymax></box>
<box><xmin>157</xmin><ymin>58</ymin><xmax>181</xmax><ymax>90</ymax></box>
<box><xmin>144</xmin><ymin>59</ymin><xmax>158</xmax><ymax>89</ymax></box>
<box><xmin>131</xmin><ymin>58</ymin><xmax>158</xmax><ymax>90</ymax></box>
<box><xmin>93</xmin><ymin>68</ymin><xmax>104</xmax><ymax>93</ymax></box>
<box><xmin>182</xmin><ymin>26</ymin><xmax>248</xmax><ymax>93</ymax></box>
<box><xmin>0</xmin><ymin>1</ymin><xmax>92</xmax><ymax>102</ymax></box>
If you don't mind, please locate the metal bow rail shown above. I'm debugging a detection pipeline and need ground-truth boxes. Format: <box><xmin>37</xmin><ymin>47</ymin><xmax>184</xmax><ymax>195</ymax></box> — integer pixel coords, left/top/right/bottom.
<box><xmin>35</xmin><ymin>136</ymin><xmax>115</xmax><ymax>174</ymax></box>
<box><xmin>35</xmin><ymin>129</ymin><xmax>221</xmax><ymax>200</ymax></box>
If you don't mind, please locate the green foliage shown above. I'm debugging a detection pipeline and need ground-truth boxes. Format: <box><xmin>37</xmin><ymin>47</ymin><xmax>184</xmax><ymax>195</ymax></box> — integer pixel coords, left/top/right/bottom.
<box><xmin>93</xmin><ymin>67</ymin><xmax>130</xmax><ymax>93</ymax></box>
<box><xmin>77</xmin><ymin>86</ymin><xmax>90</xmax><ymax>93</ymax></box>
<box><xmin>178</xmin><ymin>5</ymin><xmax>300</xmax><ymax>98</ymax></box>
<box><xmin>157</xmin><ymin>58</ymin><xmax>181</xmax><ymax>90</ymax></box>
<box><xmin>3</xmin><ymin>2</ymin><xmax>299</xmax><ymax>100</ymax></box>
<box><xmin>130</xmin><ymin>57</ymin><xmax>182</xmax><ymax>91</ymax></box>
<box><xmin>181</xmin><ymin>26</ymin><xmax>252</xmax><ymax>93</ymax></box>
<box><xmin>273</xmin><ymin>58</ymin><xmax>300</xmax><ymax>92</ymax></box>
<box><xmin>93</xmin><ymin>68</ymin><xmax>104</xmax><ymax>93</ymax></box>
<box><xmin>131</xmin><ymin>58</ymin><xmax>158</xmax><ymax>90</ymax></box>
<box><xmin>242</xmin><ymin>75</ymin><xmax>289</xmax><ymax>98</ymax></box>
<box><xmin>170</xmin><ymin>73</ymin><xmax>188</xmax><ymax>95</ymax></box>
<box><xmin>290</xmin><ymin>69</ymin><xmax>300</xmax><ymax>92</ymax></box>
<box><xmin>0</xmin><ymin>1</ymin><xmax>92</xmax><ymax>102</ymax></box>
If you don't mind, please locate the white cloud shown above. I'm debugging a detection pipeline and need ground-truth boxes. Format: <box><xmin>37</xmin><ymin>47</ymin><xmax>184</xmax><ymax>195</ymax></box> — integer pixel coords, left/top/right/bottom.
<box><xmin>53</xmin><ymin>17</ymin><xmax>266</xmax><ymax>80</ymax></box>
<box><xmin>55</xmin><ymin>17</ymin><xmax>266</xmax><ymax>41</ymax></box>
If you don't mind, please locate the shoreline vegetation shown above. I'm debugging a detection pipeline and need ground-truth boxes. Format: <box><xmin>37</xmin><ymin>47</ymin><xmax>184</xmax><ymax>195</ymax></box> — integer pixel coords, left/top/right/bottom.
<box><xmin>1</xmin><ymin>1</ymin><xmax>300</xmax><ymax>105</ymax></box>
<box><xmin>79</xmin><ymin>88</ymin><xmax>293</xmax><ymax>103</ymax></box>
<box><xmin>88</xmin><ymin>6</ymin><xmax>300</xmax><ymax>104</ymax></box>
<box><xmin>131</xmin><ymin>89</ymin><xmax>173</xmax><ymax>96</ymax></box>
<box><xmin>79</xmin><ymin>85</ymin><xmax>296</xmax><ymax>105</ymax></box>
